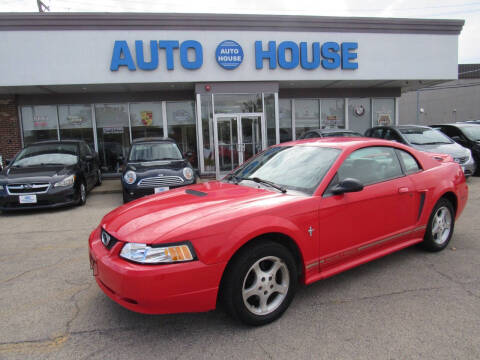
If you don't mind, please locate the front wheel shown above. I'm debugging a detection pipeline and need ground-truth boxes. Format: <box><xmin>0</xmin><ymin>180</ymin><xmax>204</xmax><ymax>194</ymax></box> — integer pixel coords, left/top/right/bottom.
<box><xmin>222</xmin><ymin>241</ymin><xmax>298</xmax><ymax>326</ymax></box>
<box><xmin>77</xmin><ymin>181</ymin><xmax>87</xmax><ymax>206</ymax></box>
<box><xmin>421</xmin><ymin>198</ymin><xmax>455</xmax><ymax>252</ymax></box>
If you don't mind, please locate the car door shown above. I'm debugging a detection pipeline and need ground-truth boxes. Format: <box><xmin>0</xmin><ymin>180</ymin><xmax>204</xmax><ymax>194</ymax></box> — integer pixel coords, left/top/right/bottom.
<box><xmin>318</xmin><ymin>146</ymin><xmax>419</xmax><ymax>269</ymax></box>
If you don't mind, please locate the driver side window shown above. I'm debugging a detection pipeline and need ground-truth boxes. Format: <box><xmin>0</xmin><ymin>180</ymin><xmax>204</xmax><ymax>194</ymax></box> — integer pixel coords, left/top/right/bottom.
<box><xmin>336</xmin><ymin>147</ymin><xmax>403</xmax><ymax>186</ymax></box>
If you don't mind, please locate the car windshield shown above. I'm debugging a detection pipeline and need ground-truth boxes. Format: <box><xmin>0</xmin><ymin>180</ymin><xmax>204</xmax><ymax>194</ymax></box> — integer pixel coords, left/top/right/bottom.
<box><xmin>460</xmin><ymin>126</ymin><xmax>480</xmax><ymax>141</ymax></box>
<box><xmin>399</xmin><ymin>128</ymin><xmax>452</xmax><ymax>145</ymax></box>
<box><xmin>129</xmin><ymin>143</ymin><xmax>183</xmax><ymax>162</ymax></box>
<box><xmin>323</xmin><ymin>132</ymin><xmax>362</xmax><ymax>137</ymax></box>
<box><xmin>227</xmin><ymin>145</ymin><xmax>341</xmax><ymax>195</ymax></box>
<box><xmin>12</xmin><ymin>143</ymin><xmax>78</xmax><ymax>167</ymax></box>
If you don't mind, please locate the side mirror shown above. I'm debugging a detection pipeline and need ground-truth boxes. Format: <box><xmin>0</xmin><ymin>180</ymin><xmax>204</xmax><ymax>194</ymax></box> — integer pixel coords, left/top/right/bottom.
<box><xmin>331</xmin><ymin>178</ymin><xmax>364</xmax><ymax>195</ymax></box>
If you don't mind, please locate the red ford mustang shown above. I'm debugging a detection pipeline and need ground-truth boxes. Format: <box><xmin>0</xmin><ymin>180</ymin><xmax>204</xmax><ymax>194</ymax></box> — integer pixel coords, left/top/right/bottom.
<box><xmin>89</xmin><ymin>138</ymin><xmax>468</xmax><ymax>325</ymax></box>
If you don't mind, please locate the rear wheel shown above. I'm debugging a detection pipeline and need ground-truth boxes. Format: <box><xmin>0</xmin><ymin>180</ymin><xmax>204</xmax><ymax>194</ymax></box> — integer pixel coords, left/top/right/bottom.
<box><xmin>421</xmin><ymin>198</ymin><xmax>455</xmax><ymax>252</ymax></box>
<box><xmin>222</xmin><ymin>241</ymin><xmax>297</xmax><ymax>326</ymax></box>
<box><xmin>96</xmin><ymin>169</ymin><xmax>102</xmax><ymax>186</ymax></box>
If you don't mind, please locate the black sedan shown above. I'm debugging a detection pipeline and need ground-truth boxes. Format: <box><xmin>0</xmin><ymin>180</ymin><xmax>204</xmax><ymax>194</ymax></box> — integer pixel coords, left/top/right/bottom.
<box><xmin>298</xmin><ymin>129</ymin><xmax>362</xmax><ymax>139</ymax></box>
<box><xmin>121</xmin><ymin>137</ymin><xmax>196</xmax><ymax>203</ymax></box>
<box><xmin>431</xmin><ymin>122</ymin><xmax>480</xmax><ymax>174</ymax></box>
<box><xmin>0</xmin><ymin>140</ymin><xmax>101</xmax><ymax>211</ymax></box>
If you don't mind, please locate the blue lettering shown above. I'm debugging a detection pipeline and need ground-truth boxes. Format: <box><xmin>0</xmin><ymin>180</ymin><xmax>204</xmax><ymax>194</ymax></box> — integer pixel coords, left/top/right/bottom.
<box><xmin>158</xmin><ymin>40</ymin><xmax>179</xmax><ymax>70</ymax></box>
<box><xmin>255</xmin><ymin>41</ymin><xmax>276</xmax><ymax>69</ymax></box>
<box><xmin>278</xmin><ymin>41</ymin><xmax>299</xmax><ymax>69</ymax></box>
<box><xmin>135</xmin><ymin>40</ymin><xmax>158</xmax><ymax>71</ymax></box>
<box><xmin>321</xmin><ymin>42</ymin><xmax>340</xmax><ymax>70</ymax></box>
<box><xmin>341</xmin><ymin>42</ymin><xmax>358</xmax><ymax>69</ymax></box>
<box><xmin>300</xmin><ymin>42</ymin><xmax>320</xmax><ymax>70</ymax></box>
<box><xmin>110</xmin><ymin>40</ymin><xmax>136</xmax><ymax>71</ymax></box>
<box><xmin>180</xmin><ymin>40</ymin><xmax>203</xmax><ymax>70</ymax></box>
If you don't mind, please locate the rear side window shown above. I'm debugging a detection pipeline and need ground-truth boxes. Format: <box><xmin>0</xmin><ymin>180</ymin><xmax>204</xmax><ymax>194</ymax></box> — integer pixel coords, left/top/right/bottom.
<box><xmin>369</xmin><ymin>128</ymin><xmax>384</xmax><ymax>139</ymax></box>
<box><xmin>384</xmin><ymin>129</ymin><xmax>403</xmax><ymax>143</ymax></box>
<box><xmin>336</xmin><ymin>146</ymin><xmax>403</xmax><ymax>185</ymax></box>
<box><xmin>397</xmin><ymin>149</ymin><xmax>421</xmax><ymax>174</ymax></box>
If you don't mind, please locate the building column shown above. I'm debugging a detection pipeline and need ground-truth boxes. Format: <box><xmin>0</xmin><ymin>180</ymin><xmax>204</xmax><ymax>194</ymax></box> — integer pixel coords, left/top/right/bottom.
<box><xmin>0</xmin><ymin>96</ymin><xmax>22</xmax><ymax>166</ymax></box>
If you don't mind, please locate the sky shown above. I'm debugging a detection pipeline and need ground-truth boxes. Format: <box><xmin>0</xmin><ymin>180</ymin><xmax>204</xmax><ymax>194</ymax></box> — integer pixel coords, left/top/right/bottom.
<box><xmin>1</xmin><ymin>0</ymin><xmax>479</xmax><ymax>63</ymax></box>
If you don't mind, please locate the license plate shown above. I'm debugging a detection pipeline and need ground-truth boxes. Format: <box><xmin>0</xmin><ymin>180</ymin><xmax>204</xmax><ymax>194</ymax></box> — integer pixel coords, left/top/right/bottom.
<box><xmin>154</xmin><ymin>187</ymin><xmax>169</xmax><ymax>193</ymax></box>
<box><xmin>19</xmin><ymin>194</ymin><xmax>37</xmax><ymax>204</ymax></box>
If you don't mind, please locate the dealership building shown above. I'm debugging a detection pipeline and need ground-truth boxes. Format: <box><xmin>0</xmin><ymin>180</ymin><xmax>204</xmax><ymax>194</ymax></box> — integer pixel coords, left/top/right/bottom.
<box><xmin>0</xmin><ymin>13</ymin><xmax>463</xmax><ymax>178</ymax></box>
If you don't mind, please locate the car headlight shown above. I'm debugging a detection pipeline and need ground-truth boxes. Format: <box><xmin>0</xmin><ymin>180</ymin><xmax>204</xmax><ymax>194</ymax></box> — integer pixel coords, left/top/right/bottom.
<box><xmin>183</xmin><ymin>167</ymin><xmax>194</xmax><ymax>181</ymax></box>
<box><xmin>120</xmin><ymin>242</ymin><xmax>196</xmax><ymax>264</ymax></box>
<box><xmin>123</xmin><ymin>170</ymin><xmax>137</xmax><ymax>184</ymax></box>
<box><xmin>54</xmin><ymin>174</ymin><xmax>75</xmax><ymax>187</ymax></box>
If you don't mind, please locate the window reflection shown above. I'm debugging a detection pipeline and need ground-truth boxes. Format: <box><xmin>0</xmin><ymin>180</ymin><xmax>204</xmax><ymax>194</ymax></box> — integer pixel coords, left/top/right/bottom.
<box><xmin>166</xmin><ymin>101</ymin><xmax>197</xmax><ymax>169</ymax></box>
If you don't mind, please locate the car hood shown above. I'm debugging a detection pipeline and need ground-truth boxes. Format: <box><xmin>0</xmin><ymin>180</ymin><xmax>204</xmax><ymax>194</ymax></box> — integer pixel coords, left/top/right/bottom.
<box><xmin>101</xmin><ymin>181</ymin><xmax>296</xmax><ymax>244</ymax></box>
<box><xmin>126</xmin><ymin>159</ymin><xmax>189</xmax><ymax>172</ymax></box>
<box><xmin>0</xmin><ymin>165</ymin><xmax>74</xmax><ymax>182</ymax></box>
<box><xmin>411</xmin><ymin>142</ymin><xmax>469</xmax><ymax>158</ymax></box>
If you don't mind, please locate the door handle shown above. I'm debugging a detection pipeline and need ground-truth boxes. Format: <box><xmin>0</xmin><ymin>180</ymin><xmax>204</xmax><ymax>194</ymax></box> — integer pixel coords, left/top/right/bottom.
<box><xmin>398</xmin><ymin>187</ymin><xmax>409</xmax><ymax>193</ymax></box>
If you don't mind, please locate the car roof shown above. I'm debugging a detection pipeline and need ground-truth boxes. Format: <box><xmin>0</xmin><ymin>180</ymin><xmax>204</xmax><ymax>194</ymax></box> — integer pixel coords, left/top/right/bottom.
<box><xmin>308</xmin><ymin>129</ymin><xmax>360</xmax><ymax>134</ymax></box>
<box><xmin>30</xmin><ymin>140</ymin><xmax>83</xmax><ymax>145</ymax></box>
<box><xmin>433</xmin><ymin>123</ymin><xmax>479</xmax><ymax>128</ymax></box>
<box><xmin>280</xmin><ymin>136</ymin><xmax>408</xmax><ymax>151</ymax></box>
<box><xmin>132</xmin><ymin>137</ymin><xmax>176</xmax><ymax>144</ymax></box>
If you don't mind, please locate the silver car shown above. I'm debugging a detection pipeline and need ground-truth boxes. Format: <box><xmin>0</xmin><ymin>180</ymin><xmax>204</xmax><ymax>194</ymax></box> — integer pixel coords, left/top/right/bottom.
<box><xmin>365</xmin><ymin>125</ymin><xmax>476</xmax><ymax>177</ymax></box>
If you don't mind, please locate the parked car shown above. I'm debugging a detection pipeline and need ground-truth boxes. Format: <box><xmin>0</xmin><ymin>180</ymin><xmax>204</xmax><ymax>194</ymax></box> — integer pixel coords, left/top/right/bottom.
<box><xmin>298</xmin><ymin>129</ymin><xmax>363</xmax><ymax>139</ymax></box>
<box><xmin>0</xmin><ymin>140</ymin><xmax>101</xmax><ymax>211</ymax></box>
<box><xmin>365</xmin><ymin>125</ymin><xmax>476</xmax><ymax>176</ymax></box>
<box><xmin>121</xmin><ymin>137</ymin><xmax>196</xmax><ymax>203</ymax></box>
<box><xmin>89</xmin><ymin>137</ymin><xmax>467</xmax><ymax>325</ymax></box>
<box><xmin>431</xmin><ymin>123</ymin><xmax>480</xmax><ymax>174</ymax></box>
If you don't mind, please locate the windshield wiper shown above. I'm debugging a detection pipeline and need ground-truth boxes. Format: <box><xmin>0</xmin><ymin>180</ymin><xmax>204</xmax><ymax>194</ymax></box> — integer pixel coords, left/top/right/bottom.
<box><xmin>230</xmin><ymin>175</ymin><xmax>286</xmax><ymax>193</ymax></box>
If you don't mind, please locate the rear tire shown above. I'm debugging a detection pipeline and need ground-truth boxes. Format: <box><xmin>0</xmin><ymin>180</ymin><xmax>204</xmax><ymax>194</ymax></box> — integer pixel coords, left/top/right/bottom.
<box><xmin>421</xmin><ymin>198</ymin><xmax>455</xmax><ymax>252</ymax></box>
<box><xmin>222</xmin><ymin>241</ymin><xmax>297</xmax><ymax>326</ymax></box>
<box><xmin>96</xmin><ymin>170</ymin><xmax>102</xmax><ymax>186</ymax></box>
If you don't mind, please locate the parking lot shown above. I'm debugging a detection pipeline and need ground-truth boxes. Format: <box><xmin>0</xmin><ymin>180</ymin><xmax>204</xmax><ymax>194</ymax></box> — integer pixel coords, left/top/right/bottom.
<box><xmin>1</xmin><ymin>178</ymin><xmax>479</xmax><ymax>360</ymax></box>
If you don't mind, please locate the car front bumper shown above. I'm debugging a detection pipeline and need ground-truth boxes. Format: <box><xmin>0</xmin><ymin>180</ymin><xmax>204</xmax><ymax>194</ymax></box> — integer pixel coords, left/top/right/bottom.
<box><xmin>0</xmin><ymin>185</ymin><xmax>78</xmax><ymax>211</ymax></box>
<box><xmin>122</xmin><ymin>181</ymin><xmax>195</xmax><ymax>202</ymax></box>
<box><xmin>88</xmin><ymin>226</ymin><xmax>225</xmax><ymax>314</ymax></box>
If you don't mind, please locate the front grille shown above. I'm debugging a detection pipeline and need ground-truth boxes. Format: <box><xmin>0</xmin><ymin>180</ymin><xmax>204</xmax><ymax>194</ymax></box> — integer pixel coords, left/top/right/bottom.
<box><xmin>7</xmin><ymin>183</ymin><xmax>50</xmax><ymax>195</ymax></box>
<box><xmin>137</xmin><ymin>176</ymin><xmax>184</xmax><ymax>188</ymax></box>
<box><xmin>454</xmin><ymin>156</ymin><xmax>468</xmax><ymax>164</ymax></box>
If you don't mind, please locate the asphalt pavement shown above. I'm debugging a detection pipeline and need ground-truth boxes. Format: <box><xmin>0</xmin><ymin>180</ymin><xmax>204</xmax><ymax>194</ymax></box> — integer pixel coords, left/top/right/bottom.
<box><xmin>1</xmin><ymin>178</ymin><xmax>479</xmax><ymax>359</ymax></box>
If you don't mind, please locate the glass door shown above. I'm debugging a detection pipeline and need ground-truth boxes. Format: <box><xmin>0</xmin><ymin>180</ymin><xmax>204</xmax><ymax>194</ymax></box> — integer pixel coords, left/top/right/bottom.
<box><xmin>213</xmin><ymin>116</ymin><xmax>239</xmax><ymax>178</ymax></box>
<box><xmin>214</xmin><ymin>114</ymin><xmax>265</xmax><ymax>179</ymax></box>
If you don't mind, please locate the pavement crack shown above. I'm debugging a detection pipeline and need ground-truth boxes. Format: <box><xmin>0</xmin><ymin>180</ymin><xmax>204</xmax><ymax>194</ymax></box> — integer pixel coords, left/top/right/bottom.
<box><xmin>312</xmin><ymin>286</ymin><xmax>444</xmax><ymax>307</ymax></box>
<box><xmin>0</xmin><ymin>335</ymin><xmax>68</xmax><ymax>354</ymax></box>
<box><xmin>1</xmin><ymin>258</ymin><xmax>67</xmax><ymax>284</ymax></box>
<box><xmin>65</xmin><ymin>282</ymin><xmax>93</xmax><ymax>333</ymax></box>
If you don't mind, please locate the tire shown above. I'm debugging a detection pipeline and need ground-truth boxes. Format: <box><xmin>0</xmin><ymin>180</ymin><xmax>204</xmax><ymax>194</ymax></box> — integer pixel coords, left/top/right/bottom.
<box><xmin>122</xmin><ymin>189</ymin><xmax>130</xmax><ymax>204</ymax></box>
<box><xmin>421</xmin><ymin>198</ymin><xmax>455</xmax><ymax>252</ymax></box>
<box><xmin>77</xmin><ymin>181</ymin><xmax>87</xmax><ymax>206</ymax></box>
<box><xmin>96</xmin><ymin>170</ymin><xmax>102</xmax><ymax>186</ymax></box>
<box><xmin>222</xmin><ymin>241</ymin><xmax>298</xmax><ymax>326</ymax></box>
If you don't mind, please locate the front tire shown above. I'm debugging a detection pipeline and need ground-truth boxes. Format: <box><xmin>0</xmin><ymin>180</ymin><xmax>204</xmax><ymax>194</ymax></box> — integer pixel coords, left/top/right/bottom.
<box><xmin>77</xmin><ymin>181</ymin><xmax>87</xmax><ymax>206</ymax></box>
<box><xmin>421</xmin><ymin>198</ymin><xmax>455</xmax><ymax>252</ymax></box>
<box><xmin>222</xmin><ymin>241</ymin><xmax>298</xmax><ymax>326</ymax></box>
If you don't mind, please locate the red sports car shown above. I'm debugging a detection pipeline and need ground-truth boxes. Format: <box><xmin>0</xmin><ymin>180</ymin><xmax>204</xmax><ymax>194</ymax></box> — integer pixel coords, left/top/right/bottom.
<box><xmin>89</xmin><ymin>138</ymin><xmax>468</xmax><ymax>325</ymax></box>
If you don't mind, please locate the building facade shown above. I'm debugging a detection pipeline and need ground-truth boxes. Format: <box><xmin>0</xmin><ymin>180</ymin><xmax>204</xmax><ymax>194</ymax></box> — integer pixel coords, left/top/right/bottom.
<box><xmin>0</xmin><ymin>13</ymin><xmax>463</xmax><ymax>178</ymax></box>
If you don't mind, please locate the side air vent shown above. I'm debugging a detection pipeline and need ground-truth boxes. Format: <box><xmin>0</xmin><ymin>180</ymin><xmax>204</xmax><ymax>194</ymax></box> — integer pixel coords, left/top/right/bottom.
<box><xmin>185</xmin><ymin>189</ymin><xmax>207</xmax><ymax>197</ymax></box>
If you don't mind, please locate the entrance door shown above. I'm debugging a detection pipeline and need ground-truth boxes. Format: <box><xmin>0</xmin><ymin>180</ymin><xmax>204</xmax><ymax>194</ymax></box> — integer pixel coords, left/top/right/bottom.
<box><xmin>213</xmin><ymin>114</ymin><xmax>265</xmax><ymax>179</ymax></box>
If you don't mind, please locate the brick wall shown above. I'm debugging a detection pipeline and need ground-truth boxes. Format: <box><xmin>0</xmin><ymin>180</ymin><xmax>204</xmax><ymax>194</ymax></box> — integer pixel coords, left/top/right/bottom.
<box><xmin>0</xmin><ymin>96</ymin><xmax>22</xmax><ymax>166</ymax></box>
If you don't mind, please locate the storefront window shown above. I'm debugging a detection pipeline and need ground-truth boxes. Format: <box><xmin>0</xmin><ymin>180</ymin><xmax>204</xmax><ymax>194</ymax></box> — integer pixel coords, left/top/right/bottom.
<box><xmin>214</xmin><ymin>93</ymin><xmax>263</xmax><ymax>114</ymax></box>
<box><xmin>373</xmin><ymin>98</ymin><xmax>395</xmax><ymax>126</ymax></box>
<box><xmin>21</xmin><ymin>105</ymin><xmax>58</xmax><ymax>145</ymax></box>
<box><xmin>264</xmin><ymin>93</ymin><xmax>276</xmax><ymax>146</ymax></box>
<box><xmin>201</xmin><ymin>95</ymin><xmax>215</xmax><ymax>173</ymax></box>
<box><xmin>279</xmin><ymin>99</ymin><xmax>293</xmax><ymax>143</ymax></box>
<box><xmin>348</xmin><ymin>98</ymin><xmax>372</xmax><ymax>133</ymax></box>
<box><xmin>129</xmin><ymin>102</ymin><xmax>164</xmax><ymax>139</ymax></box>
<box><xmin>321</xmin><ymin>99</ymin><xmax>345</xmax><ymax>129</ymax></box>
<box><xmin>166</xmin><ymin>101</ymin><xmax>197</xmax><ymax>168</ymax></box>
<box><xmin>58</xmin><ymin>105</ymin><xmax>94</xmax><ymax>149</ymax></box>
<box><xmin>295</xmin><ymin>99</ymin><xmax>320</xmax><ymax>139</ymax></box>
<box><xmin>95</xmin><ymin>104</ymin><xmax>130</xmax><ymax>173</ymax></box>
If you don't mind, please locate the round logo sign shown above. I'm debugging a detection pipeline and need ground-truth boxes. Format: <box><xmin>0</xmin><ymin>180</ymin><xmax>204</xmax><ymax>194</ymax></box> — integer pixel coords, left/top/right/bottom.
<box><xmin>216</xmin><ymin>40</ymin><xmax>244</xmax><ymax>70</ymax></box>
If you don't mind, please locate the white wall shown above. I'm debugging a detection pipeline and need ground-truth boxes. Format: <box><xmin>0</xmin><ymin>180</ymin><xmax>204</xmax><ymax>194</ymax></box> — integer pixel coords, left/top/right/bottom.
<box><xmin>1</xmin><ymin>30</ymin><xmax>459</xmax><ymax>86</ymax></box>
